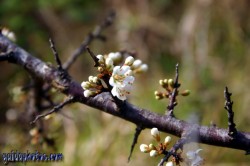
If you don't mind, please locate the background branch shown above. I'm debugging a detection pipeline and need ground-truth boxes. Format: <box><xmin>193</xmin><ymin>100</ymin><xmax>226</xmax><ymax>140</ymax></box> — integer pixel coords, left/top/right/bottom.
<box><xmin>62</xmin><ymin>11</ymin><xmax>115</xmax><ymax>70</ymax></box>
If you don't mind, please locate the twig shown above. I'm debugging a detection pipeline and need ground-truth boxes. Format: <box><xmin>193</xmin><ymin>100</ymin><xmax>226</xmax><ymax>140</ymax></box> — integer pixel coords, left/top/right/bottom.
<box><xmin>86</xmin><ymin>47</ymin><xmax>99</xmax><ymax>67</ymax></box>
<box><xmin>167</xmin><ymin>64</ymin><xmax>180</xmax><ymax>116</ymax></box>
<box><xmin>31</xmin><ymin>96</ymin><xmax>75</xmax><ymax>124</ymax></box>
<box><xmin>63</xmin><ymin>11</ymin><xmax>116</xmax><ymax>70</ymax></box>
<box><xmin>224</xmin><ymin>87</ymin><xmax>237</xmax><ymax>137</ymax></box>
<box><xmin>128</xmin><ymin>125</ymin><xmax>144</xmax><ymax>162</ymax></box>
<box><xmin>49</xmin><ymin>38</ymin><xmax>63</xmax><ymax>70</ymax></box>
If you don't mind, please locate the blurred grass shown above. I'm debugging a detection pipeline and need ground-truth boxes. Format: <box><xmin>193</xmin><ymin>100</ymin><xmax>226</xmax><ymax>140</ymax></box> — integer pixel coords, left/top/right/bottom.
<box><xmin>1</xmin><ymin>0</ymin><xmax>250</xmax><ymax>165</ymax></box>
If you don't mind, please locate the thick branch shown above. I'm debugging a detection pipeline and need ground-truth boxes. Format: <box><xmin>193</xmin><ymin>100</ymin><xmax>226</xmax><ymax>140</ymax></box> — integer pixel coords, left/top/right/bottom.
<box><xmin>1</xmin><ymin>35</ymin><xmax>250</xmax><ymax>153</ymax></box>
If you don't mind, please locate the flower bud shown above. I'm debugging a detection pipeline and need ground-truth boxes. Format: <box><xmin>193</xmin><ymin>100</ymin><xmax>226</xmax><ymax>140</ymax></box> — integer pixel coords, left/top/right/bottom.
<box><xmin>164</xmin><ymin>136</ymin><xmax>171</xmax><ymax>145</ymax></box>
<box><xmin>138</xmin><ymin>64</ymin><xmax>148</xmax><ymax>72</ymax></box>
<box><xmin>132</xmin><ymin>59</ymin><xmax>142</xmax><ymax>69</ymax></box>
<box><xmin>140</xmin><ymin>144</ymin><xmax>150</xmax><ymax>153</ymax></box>
<box><xmin>181</xmin><ymin>90</ymin><xmax>190</xmax><ymax>96</ymax></box>
<box><xmin>108</xmin><ymin>52</ymin><xmax>122</xmax><ymax>63</ymax></box>
<box><xmin>83</xmin><ymin>90</ymin><xmax>94</xmax><ymax>97</ymax></box>
<box><xmin>44</xmin><ymin>114</ymin><xmax>53</xmax><ymax>120</ymax></box>
<box><xmin>29</xmin><ymin>128</ymin><xmax>38</xmax><ymax>136</ymax></box>
<box><xmin>155</xmin><ymin>96</ymin><xmax>163</xmax><ymax>100</ymax></box>
<box><xmin>105</xmin><ymin>57</ymin><xmax>114</xmax><ymax>70</ymax></box>
<box><xmin>159</xmin><ymin>80</ymin><xmax>164</xmax><ymax>86</ymax></box>
<box><xmin>151</xmin><ymin>128</ymin><xmax>160</xmax><ymax>142</ymax></box>
<box><xmin>168</xmin><ymin>79</ymin><xmax>174</xmax><ymax>87</ymax></box>
<box><xmin>164</xmin><ymin>79</ymin><xmax>168</xmax><ymax>84</ymax></box>
<box><xmin>149</xmin><ymin>150</ymin><xmax>158</xmax><ymax>157</ymax></box>
<box><xmin>154</xmin><ymin>91</ymin><xmax>161</xmax><ymax>96</ymax></box>
<box><xmin>96</xmin><ymin>54</ymin><xmax>104</xmax><ymax>63</ymax></box>
<box><xmin>88</xmin><ymin>76</ymin><xmax>94</xmax><ymax>82</ymax></box>
<box><xmin>124</xmin><ymin>56</ymin><xmax>134</xmax><ymax>66</ymax></box>
<box><xmin>92</xmin><ymin>76</ymin><xmax>99</xmax><ymax>84</ymax></box>
<box><xmin>98</xmin><ymin>66</ymin><xmax>104</xmax><ymax>72</ymax></box>
<box><xmin>2</xmin><ymin>28</ymin><xmax>16</xmax><ymax>41</ymax></box>
<box><xmin>81</xmin><ymin>81</ymin><xmax>90</xmax><ymax>90</ymax></box>
<box><xmin>149</xmin><ymin>144</ymin><xmax>155</xmax><ymax>150</ymax></box>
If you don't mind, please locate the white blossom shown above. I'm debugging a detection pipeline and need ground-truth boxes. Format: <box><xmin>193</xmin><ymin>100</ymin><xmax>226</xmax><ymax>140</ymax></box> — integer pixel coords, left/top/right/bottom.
<box><xmin>109</xmin><ymin>65</ymin><xmax>135</xmax><ymax>100</ymax></box>
<box><xmin>166</xmin><ymin>161</ymin><xmax>174</xmax><ymax>166</ymax></box>
<box><xmin>186</xmin><ymin>149</ymin><xmax>203</xmax><ymax>166</ymax></box>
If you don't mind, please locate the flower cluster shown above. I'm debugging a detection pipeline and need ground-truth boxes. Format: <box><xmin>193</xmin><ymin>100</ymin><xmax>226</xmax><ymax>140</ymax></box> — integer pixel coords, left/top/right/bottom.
<box><xmin>154</xmin><ymin>78</ymin><xmax>190</xmax><ymax>100</ymax></box>
<box><xmin>1</xmin><ymin>27</ymin><xmax>16</xmax><ymax>42</ymax></box>
<box><xmin>140</xmin><ymin>128</ymin><xmax>172</xmax><ymax>158</ymax></box>
<box><xmin>140</xmin><ymin>128</ymin><xmax>204</xmax><ymax>166</ymax></box>
<box><xmin>81</xmin><ymin>76</ymin><xmax>102</xmax><ymax>97</ymax></box>
<box><xmin>81</xmin><ymin>52</ymin><xmax>148</xmax><ymax>101</ymax></box>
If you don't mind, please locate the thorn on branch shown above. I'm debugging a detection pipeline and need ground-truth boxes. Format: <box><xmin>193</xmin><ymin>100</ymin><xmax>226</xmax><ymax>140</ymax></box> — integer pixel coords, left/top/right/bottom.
<box><xmin>86</xmin><ymin>47</ymin><xmax>99</xmax><ymax>67</ymax></box>
<box><xmin>31</xmin><ymin>96</ymin><xmax>75</xmax><ymax>124</ymax></box>
<box><xmin>224</xmin><ymin>86</ymin><xmax>237</xmax><ymax>137</ymax></box>
<box><xmin>49</xmin><ymin>38</ymin><xmax>63</xmax><ymax>70</ymax></box>
<box><xmin>128</xmin><ymin>125</ymin><xmax>144</xmax><ymax>162</ymax></box>
<box><xmin>167</xmin><ymin>63</ymin><xmax>181</xmax><ymax>117</ymax></box>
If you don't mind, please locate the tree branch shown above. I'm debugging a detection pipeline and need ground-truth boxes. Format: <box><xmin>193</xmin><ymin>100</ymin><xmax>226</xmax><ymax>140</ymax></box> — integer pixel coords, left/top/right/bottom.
<box><xmin>62</xmin><ymin>11</ymin><xmax>115</xmax><ymax>70</ymax></box>
<box><xmin>167</xmin><ymin>64</ymin><xmax>180</xmax><ymax>116</ymax></box>
<box><xmin>31</xmin><ymin>96</ymin><xmax>75</xmax><ymax>124</ymax></box>
<box><xmin>1</xmin><ymin>34</ymin><xmax>250</xmax><ymax>154</ymax></box>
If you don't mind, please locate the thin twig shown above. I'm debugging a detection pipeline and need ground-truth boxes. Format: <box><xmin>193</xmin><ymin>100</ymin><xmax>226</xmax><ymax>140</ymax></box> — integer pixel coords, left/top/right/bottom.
<box><xmin>86</xmin><ymin>47</ymin><xmax>99</xmax><ymax>67</ymax></box>
<box><xmin>224</xmin><ymin>86</ymin><xmax>237</xmax><ymax>137</ymax></box>
<box><xmin>63</xmin><ymin>11</ymin><xmax>116</xmax><ymax>70</ymax></box>
<box><xmin>167</xmin><ymin>64</ymin><xmax>180</xmax><ymax>116</ymax></box>
<box><xmin>158</xmin><ymin>138</ymin><xmax>186</xmax><ymax>166</ymax></box>
<box><xmin>128</xmin><ymin>125</ymin><xmax>144</xmax><ymax>162</ymax></box>
<box><xmin>49</xmin><ymin>38</ymin><xmax>63</xmax><ymax>70</ymax></box>
<box><xmin>31</xmin><ymin>96</ymin><xmax>75</xmax><ymax>124</ymax></box>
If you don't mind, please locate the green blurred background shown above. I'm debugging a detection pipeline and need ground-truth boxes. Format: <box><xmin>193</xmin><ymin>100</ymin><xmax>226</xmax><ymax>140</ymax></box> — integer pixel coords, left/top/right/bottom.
<box><xmin>1</xmin><ymin>0</ymin><xmax>250</xmax><ymax>165</ymax></box>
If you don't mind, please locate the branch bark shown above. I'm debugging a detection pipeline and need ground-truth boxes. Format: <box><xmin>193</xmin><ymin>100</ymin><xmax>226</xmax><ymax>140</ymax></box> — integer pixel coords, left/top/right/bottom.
<box><xmin>1</xmin><ymin>34</ymin><xmax>250</xmax><ymax>154</ymax></box>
